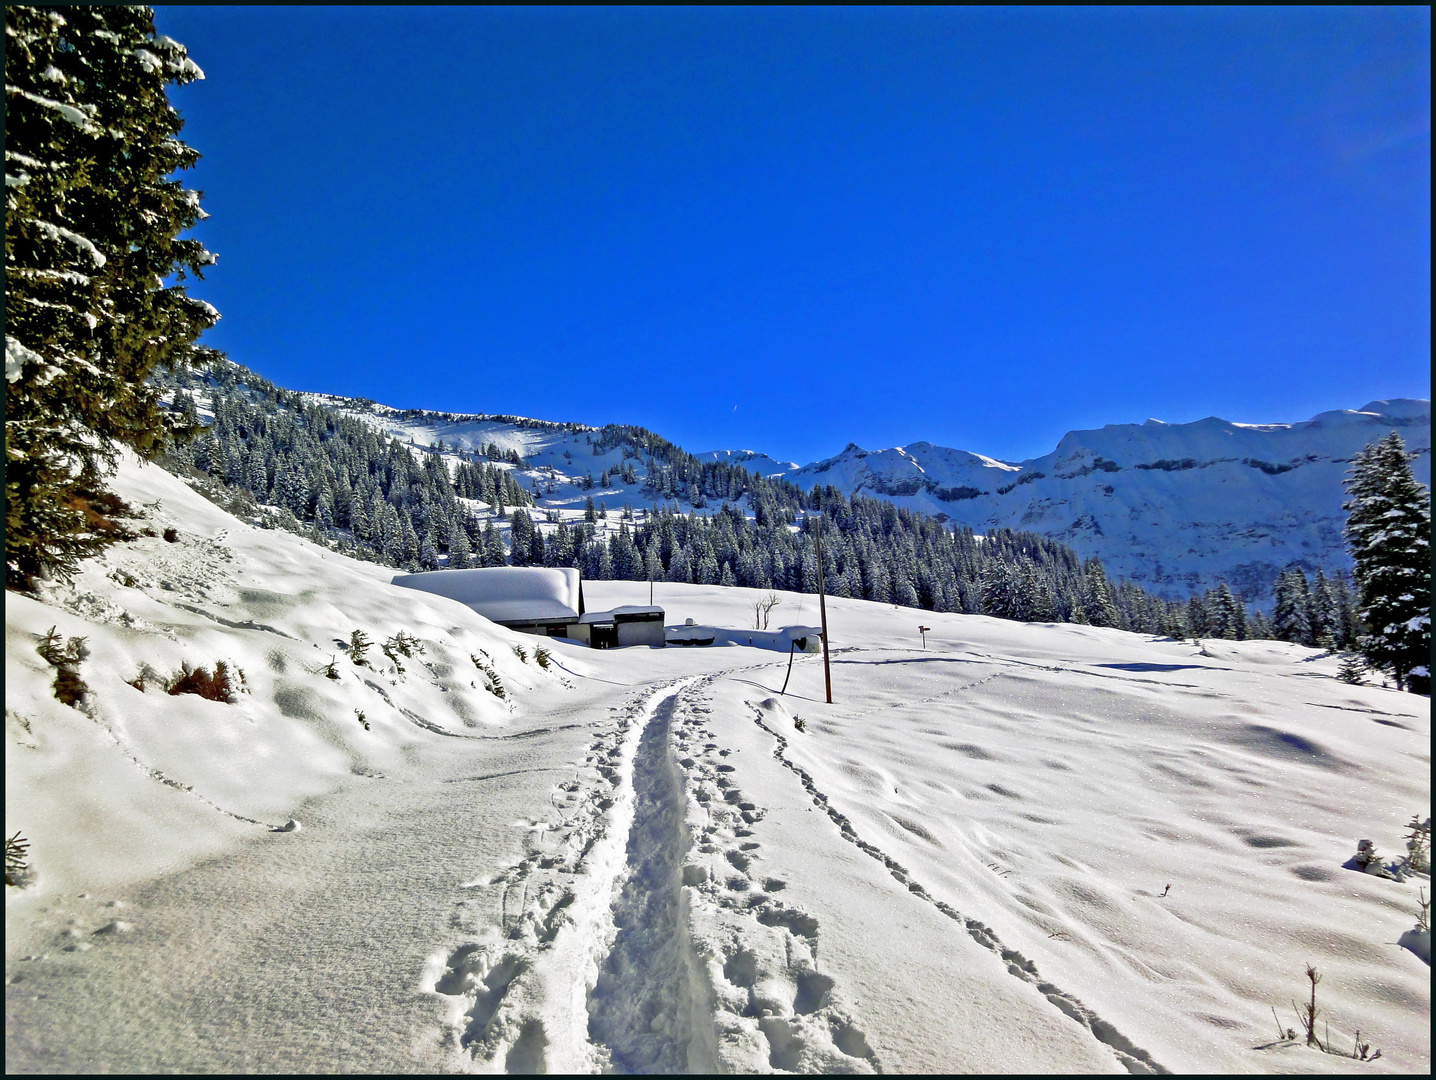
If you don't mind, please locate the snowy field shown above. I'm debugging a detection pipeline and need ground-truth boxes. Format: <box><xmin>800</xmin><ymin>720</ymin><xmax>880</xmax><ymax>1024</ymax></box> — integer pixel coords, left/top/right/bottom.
<box><xmin>6</xmin><ymin>453</ymin><xmax>1430</xmax><ymax>1073</ymax></box>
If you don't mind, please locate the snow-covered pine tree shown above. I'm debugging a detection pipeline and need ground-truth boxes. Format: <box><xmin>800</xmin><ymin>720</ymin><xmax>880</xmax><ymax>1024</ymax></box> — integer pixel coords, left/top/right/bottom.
<box><xmin>1336</xmin><ymin>651</ymin><xmax>1365</xmax><ymax>685</ymax></box>
<box><xmin>980</xmin><ymin>558</ymin><xmax>1022</xmax><ymax>620</ymax></box>
<box><xmin>1307</xmin><ymin>568</ymin><xmax>1339</xmax><ymax>648</ymax></box>
<box><xmin>1342</xmin><ymin>432</ymin><xmax>1432</xmax><ymax>693</ymax></box>
<box><xmin>6</xmin><ymin>6</ymin><xmax>219</xmax><ymax>587</ymax></box>
<box><xmin>1272</xmin><ymin>567</ymin><xmax>1313</xmax><ymax>645</ymax></box>
<box><xmin>1208</xmin><ymin>583</ymin><xmax>1243</xmax><ymax>639</ymax></box>
<box><xmin>1084</xmin><ymin>561</ymin><xmax>1122</xmax><ymax>629</ymax></box>
<box><xmin>482</xmin><ymin>521</ymin><xmax>506</xmax><ymax>567</ymax></box>
<box><xmin>1333</xmin><ymin>569</ymin><xmax>1362</xmax><ymax>648</ymax></box>
<box><xmin>447</xmin><ymin>519</ymin><xmax>472</xmax><ymax>568</ymax></box>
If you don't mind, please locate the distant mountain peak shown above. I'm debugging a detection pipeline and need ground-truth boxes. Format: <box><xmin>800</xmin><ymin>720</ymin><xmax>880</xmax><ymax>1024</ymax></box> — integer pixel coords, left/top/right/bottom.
<box><xmin>721</xmin><ymin>399</ymin><xmax>1429</xmax><ymax>600</ymax></box>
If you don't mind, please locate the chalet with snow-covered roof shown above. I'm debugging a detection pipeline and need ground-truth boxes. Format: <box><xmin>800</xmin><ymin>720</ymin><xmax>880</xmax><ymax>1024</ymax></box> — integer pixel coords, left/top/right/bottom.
<box><xmin>390</xmin><ymin>567</ymin><xmax>664</xmax><ymax>648</ymax></box>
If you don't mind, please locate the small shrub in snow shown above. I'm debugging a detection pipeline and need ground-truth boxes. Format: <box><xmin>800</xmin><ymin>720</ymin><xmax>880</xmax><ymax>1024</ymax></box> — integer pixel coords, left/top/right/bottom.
<box><xmin>1416</xmin><ymin>887</ymin><xmax>1429</xmax><ymax>933</ymax></box>
<box><xmin>348</xmin><ymin>629</ymin><xmax>372</xmax><ymax>666</ymax></box>
<box><xmin>380</xmin><ymin>631</ymin><xmax>426</xmax><ymax>675</ymax></box>
<box><xmin>1349</xmin><ymin>1031</ymin><xmax>1381</xmax><ymax>1062</ymax></box>
<box><xmin>1348</xmin><ymin>838</ymin><xmax>1401</xmax><ymax>879</ymax></box>
<box><xmin>37</xmin><ymin>627</ymin><xmax>90</xmax><ymax>706</ymax></box>
<box><xmin>1353</xmin><ymin>838</ymin><xmax>1380</xmax><ymax>869</ymax></box>
<box><xmin>355</xmin><ymin>709</ymin><xmax>370</xmax><ymax>731</ymax></box>
<box><xmin>6</xmin><ymin>832</ymin><xmax>31</xmax><ymax>887</ymax></box>
<box><xmin>162</xmin><ymin>526</ymin><xmax>179</xmax><ymax>543</ymax></box>
<box><xmin>793</xmin><ymin>717</ymin><xmax>807</xmax><ymax>733</ymax></box>
<box><xmin>1337</xmin><ymin>652</ymin><xmax>1366</xmax><ymax>685</ymax></box>
<box><xmin>321</xmin><ymin>656</ymin><xmax>340</xmax><ymax>681</ymax></box>
<box><xmin>36</xmin><ymin>626</ymin><xmax>85</xmax><ymax>668</ymax></box>
<box><xmin>125</xmin><ymin>662</ymin><xmax>162</xmax><ymax>691</ymax></box>
<box><xmin>513</xmin><ymin>643</ymin><xmax>529</xmax><ymax>663</ymax></box>
<box><xmin>1293</xmin><ymin>964</ymin><xmax>1324</xmax><ymax>1050</ymax></box>
<box><xmin>1403</xmin><ymin>815</ymin><xmax>1430</xmax><ymax>875</ymax></box>
<box><xmin>383</xmin><ymin>631</ymin><xmax>424</xmax><ymax>658</ymax></box>
<box><xmin>471</xmin><ymin>652</ymin><xmax>506</xmax><ymax>700</ymax></box>
<box><xmin>165</xmin><ymin>661</ymin><xmax>237</xmax><ymax>703</ymax></box>
<box><xmin>1281</xmin><ymin>965</ymin><xmax>1383</xmax><ymax>1059</ymax></box>
<box><xmin>534</xmin><ymin>646</ymin><xmax>552</xmax><ymax>670</ymax></box>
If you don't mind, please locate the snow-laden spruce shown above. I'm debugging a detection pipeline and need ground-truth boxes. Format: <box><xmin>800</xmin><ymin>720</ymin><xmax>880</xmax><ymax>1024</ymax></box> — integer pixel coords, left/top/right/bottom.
<box><xmin>5</xmin><ymin>6</ymin><xmax>219</xmax><ymax>589</ymax></box>
<box><xmin>1343</xmin><ymin>432</ymin><xmax>1432</xmax><ymax>694</ymax></box>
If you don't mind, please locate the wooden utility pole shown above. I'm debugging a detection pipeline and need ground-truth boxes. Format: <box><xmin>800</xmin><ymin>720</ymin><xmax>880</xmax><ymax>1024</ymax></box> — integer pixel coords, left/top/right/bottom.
<box><xmin>813</xmin><ymin>518</ymin><xmax>833</xmax><ymax>704</ymax></box>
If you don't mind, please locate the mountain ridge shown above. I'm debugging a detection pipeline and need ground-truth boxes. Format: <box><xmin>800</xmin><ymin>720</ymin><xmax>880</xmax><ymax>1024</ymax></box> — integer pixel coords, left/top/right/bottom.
<box><xmin>700</xmin><ymin>398</ymin><xmax>1428</xmax><ymax>599</ymax></box>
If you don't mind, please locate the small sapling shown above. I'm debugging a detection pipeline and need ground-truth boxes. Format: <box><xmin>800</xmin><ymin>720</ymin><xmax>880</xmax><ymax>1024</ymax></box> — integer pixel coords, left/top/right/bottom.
<box><xmin>5</xmin><ymin>832</ymin><xmax>30</xmax><ymax>887</ymax></box>
<box><xmin>348</xmin><ymin>630</ymin><xmax>372</xmax><ymax>666</ymax></box>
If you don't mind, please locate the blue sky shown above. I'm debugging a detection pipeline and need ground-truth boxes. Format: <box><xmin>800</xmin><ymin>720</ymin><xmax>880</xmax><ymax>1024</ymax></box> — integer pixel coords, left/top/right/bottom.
<box><xmin>158</xmin><ymin>6</ymin><xmax>1429</xmax><ymax>465</ymax></box>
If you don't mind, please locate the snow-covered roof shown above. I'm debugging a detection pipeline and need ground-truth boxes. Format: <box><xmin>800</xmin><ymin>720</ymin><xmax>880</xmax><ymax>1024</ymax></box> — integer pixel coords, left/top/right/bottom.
<box><xmin>391</xmin><ymin>567</ymin><xmax>581</xmax><ymax>623</ymax></box>
<box><xmin>578</xmin><ymin>605</ymin><xmax>664</xmax><ymax>624</ymax></box>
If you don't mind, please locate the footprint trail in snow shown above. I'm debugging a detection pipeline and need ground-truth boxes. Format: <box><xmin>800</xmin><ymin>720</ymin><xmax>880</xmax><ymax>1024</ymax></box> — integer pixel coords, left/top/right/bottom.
<box><xmin>427</xmin><ymin>672</ymin><xmax>880</xmax><ymax>1073</ymax></box>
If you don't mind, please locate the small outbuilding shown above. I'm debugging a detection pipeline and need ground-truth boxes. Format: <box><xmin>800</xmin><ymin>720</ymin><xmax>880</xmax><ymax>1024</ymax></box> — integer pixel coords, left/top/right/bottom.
<box><xmin>575</xmin><ymin>606</ymin><xmax>666</xmax><ymax>650</ymax></box>
<box><xmin>390</xmin><ymin>567</ymin><xmax>664</xmax><ymax>648</ymax></box>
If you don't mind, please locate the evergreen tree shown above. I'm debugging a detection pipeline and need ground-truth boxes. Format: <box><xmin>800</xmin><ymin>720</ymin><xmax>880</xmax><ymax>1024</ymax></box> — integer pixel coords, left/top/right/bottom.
<box><xmin>1333</xmin><ymin>570</ymin><xmax>1361</xmax><ymax>648</ymax></box>
<box><xmin>482</xmin><ymin>521</ymin><xmax>507</xmax><ymax>567</ymax></box>
<box><xmin>980</xmin><ymin>558</ymin><xmax>1022</xmax><ymax>620</ymax></box>
<box><xmin>1342</xmin><ymin>433</ymin><xmax>1431</xmax><ymax>693</ymax></box>
<box><xmin>1184</xmin><ymin>594</ymin><xmax>1206</xmax><ymax>637</ymax></box>
<box><xmin>1084</xmin><ymin>561</ymin><xmax>1121</xmax><ymax>628</ymax></box>
<box><xmin>1307</xmin><ymin>568</ymin><xmax>1338</xmax><ymax>648</ymax></box>
<box><xmin>418</xmin><ymin>531</ymin><xmax>440</xmax><ymax>570</ymax></box>
<box><xmin>668</xmin><ymin>545</ymin><xmax>691</xmax><ymax>583</ymax></box>
<box><xmin>447</xmin><ymin>519</ymin><xmax>472</xmax><ymax>568</ymax></box>
<box><xmin>6</xmin><ymin>7</ymin><xmax>219</xmax><ymax>587</ymax></box>
<box><xmin>509</xmin><ymin>509</ymin><xmax>533</xmax><ymax>565</ymax></box>
<box><xmin>1208</xmin><ymin>583</ymin><xmax>1243</xmax><ymax>640</ymax></box>
<box><xmin>1272</xmin><ymin>568</ymin><xmax>1313</xmax><ymax>644</ymax></box>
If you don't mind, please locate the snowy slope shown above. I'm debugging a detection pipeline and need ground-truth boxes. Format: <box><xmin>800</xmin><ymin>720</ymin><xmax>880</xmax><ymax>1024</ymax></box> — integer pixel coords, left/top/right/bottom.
<box><xmin>6</xmin><ymin>451</ymin><xmax>1429</xmax><ymax>1073</ymax></box>
<box><xmin>301</xmin><ymin>393</ymin><xmax>740</xmax><ymax>539</ymax></box>
<box><xmin>750</xmin><ymin>400</ymin><xmax>1431</xmax><ymax>599</ymax></box>
<box><xmin>693</xmin><ymin>448</ymin><xmax>802</xmax><ymax>474</ymax></box>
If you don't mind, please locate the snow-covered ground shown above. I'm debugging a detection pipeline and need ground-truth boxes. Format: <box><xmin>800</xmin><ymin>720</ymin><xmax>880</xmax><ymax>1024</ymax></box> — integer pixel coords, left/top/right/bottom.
<box><xmin>6</xmin><ymin>453</ymin><xmax>1429</xmax><ymax>1073</ymax></box>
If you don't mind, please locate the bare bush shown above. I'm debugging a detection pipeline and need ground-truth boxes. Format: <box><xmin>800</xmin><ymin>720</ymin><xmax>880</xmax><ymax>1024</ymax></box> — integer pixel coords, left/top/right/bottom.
<box><xmin>165</xmin><ymin>661</ymin><xmax>237</xmax><ymax>703</ymax></box>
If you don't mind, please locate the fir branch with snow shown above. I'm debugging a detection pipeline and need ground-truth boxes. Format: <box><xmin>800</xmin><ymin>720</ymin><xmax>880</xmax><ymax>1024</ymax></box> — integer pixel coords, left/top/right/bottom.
<box><xmin>5</xmin><ymin>6</ymin><xmax>220</xmax><ymax>589</ymax></box>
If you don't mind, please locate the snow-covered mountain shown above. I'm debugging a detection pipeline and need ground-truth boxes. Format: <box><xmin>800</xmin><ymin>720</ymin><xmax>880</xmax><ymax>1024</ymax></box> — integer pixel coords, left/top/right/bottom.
<box><xmin>691</xmin><ymin>448</ymin><xmax>801</xmax><ymax>474</ymax></box>
<box><xmin>723</xmin><ymin>400</ymin><xmax>1431</xmax><ymax>600</ymax></box>
<box><xmin>295</xmin><ymin>386</ymin><xmax>1427</xmax><ymax>601</ymax></box>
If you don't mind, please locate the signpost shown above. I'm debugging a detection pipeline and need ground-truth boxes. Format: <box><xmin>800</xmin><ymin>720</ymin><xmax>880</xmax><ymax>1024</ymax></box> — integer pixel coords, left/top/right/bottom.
<box><xmin>918</xmin><ymin>625</ymin><xmax>930</xmax><ymax>649</ymax></box>
<box><xmin>813</xmin><ymin>517</ymin><xmax>833</xmax><ymax>704</ymax></box>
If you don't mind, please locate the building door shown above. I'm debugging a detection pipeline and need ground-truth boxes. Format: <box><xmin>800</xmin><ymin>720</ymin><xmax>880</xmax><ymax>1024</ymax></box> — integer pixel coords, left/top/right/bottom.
<box><xmin>591</xmin><ymin>624</ymin><xmax>619</xmax><ymax>649</ymax></box>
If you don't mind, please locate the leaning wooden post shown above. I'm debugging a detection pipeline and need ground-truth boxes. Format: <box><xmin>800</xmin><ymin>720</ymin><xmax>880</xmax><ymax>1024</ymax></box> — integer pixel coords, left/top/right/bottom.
<box><xmin>813</xmin><ymin>518</ymin><xmax>833</xmax><ymax>704</ymax></box>
<box><xmin>780</xmin><ymin>639</ymin><xmax>797</xmax><ymax>696</ymax></box>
